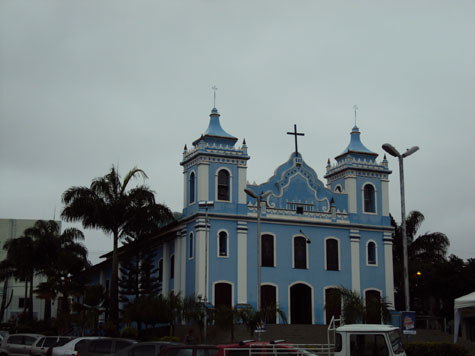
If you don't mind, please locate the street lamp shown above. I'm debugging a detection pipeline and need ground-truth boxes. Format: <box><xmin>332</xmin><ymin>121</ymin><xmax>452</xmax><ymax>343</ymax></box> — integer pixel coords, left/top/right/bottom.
<box><xmin>244</xmin><ymin>189</ymin><xmax>270</xmax><ymax>311</ymax></box>
<box><xmin>198</xmin><ymin>200</ymin><xmax>214</xmax><ymax>343</ymax></box>
<box><xmin>382</xmin><ymin>143</ymin><xmax>419</xmax><ymax>312</ymax></box>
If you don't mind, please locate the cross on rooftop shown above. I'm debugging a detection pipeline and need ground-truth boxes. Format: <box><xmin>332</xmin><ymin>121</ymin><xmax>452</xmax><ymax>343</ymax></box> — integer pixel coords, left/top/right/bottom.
<box><xmin>287</xmin><ymin>124</ymin><xmax>305</xmax><ymax>157</ymax></box>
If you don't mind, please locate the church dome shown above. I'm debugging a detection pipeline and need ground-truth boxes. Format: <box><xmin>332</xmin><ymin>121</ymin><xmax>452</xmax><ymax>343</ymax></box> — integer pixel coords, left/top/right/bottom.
<box><xmin>335</xmin><ymin>125</ymin><xmax>377</xmax><ymax>161</ymax></box>
<box><xmin>192</xmin><ymin>107</ymin><xmax>238</xmax><ymax>147</ymax></box>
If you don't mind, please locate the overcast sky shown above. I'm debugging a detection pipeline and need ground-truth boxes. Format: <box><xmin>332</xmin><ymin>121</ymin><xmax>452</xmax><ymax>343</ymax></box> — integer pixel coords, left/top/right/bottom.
<box><xmin>1</xmin><ymin>1</ymin><xmax>474</xmax><ymax>265</ymax></box>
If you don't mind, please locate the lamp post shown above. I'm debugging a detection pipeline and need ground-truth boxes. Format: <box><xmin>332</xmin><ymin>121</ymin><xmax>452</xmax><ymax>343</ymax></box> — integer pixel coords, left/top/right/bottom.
<box><xmin>244</xmin><ymin>189</ymin><xmax>270</xmax><ymax>311</ymax></box>
<box><xmin>382</xmin><ymin>143</ymin><xmax>419</xmax><ymax>312</ymax></box>
<box><xmin>198</xmin><ymin>200</ymin><xmax>214</xmax><ymax>343</ymax></box>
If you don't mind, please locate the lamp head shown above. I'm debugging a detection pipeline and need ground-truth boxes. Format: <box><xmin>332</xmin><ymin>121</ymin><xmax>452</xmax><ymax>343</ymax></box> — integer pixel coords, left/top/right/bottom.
<box><xmin>402</xmin><ymin>146</ymin><xmax>419</xmax><ymax>158</ymax></box>
<box><xmin>382</xmin><ymin>143</ymin><xmax>400</xmax><ymax>158</ymax></box>
<box><xmin>244</xmin><ymin>188</ymin><xmax>258</xmax><ymax>199</ymax></box>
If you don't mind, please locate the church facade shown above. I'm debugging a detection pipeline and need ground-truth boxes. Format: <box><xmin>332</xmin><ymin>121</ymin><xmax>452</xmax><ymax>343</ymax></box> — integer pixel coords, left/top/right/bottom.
<box><xmin>93</xmin><ymin>106</ymin><xmax>394</xmax><ymax>325</ymax></box>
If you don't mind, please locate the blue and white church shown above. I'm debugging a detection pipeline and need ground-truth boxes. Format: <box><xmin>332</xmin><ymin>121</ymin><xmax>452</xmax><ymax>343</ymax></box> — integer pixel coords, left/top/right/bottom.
<box><xmin>94</xmin><ymin>106</ymin><xmax>394</xmax><ymax>325</ymax></box>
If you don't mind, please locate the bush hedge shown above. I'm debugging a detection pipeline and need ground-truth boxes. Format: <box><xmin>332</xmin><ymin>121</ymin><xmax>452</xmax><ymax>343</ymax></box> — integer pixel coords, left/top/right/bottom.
<box><xmin>406</xmin><ymin>342</ymin><xmax>469</xmax><ymax>356</ymax></box>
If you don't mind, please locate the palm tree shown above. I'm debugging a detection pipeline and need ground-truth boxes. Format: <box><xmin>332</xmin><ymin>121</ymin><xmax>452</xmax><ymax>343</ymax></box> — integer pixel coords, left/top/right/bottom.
<box><xmin>24</xmin><ymin>220</ymin><xmax>89</xmax><ymax>318</ymax></box>
<box><xmin>0</xmin><ymin>260</ymin><xmax>14</xmax><ymax>321</ymax></box>
<box><xmin>3</xmin><ymin>234</ymin><xmax>37</xmax><ymax>320</ymax></box>
<box><xmin>61</xmin><ymin>166</ymin><xmax>173</xmax><ymax>323</ymax></box>
<box><xmin>391</xmin><ymin>211</ymin><xmax>450</xmax><ymax>312</ymax></box>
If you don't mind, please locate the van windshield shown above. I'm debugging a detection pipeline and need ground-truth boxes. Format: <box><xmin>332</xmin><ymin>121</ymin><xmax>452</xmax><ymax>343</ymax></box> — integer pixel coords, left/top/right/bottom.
<box><xmin>389</xmin><ymin>331</ymin><xmax>405</xmax><ymax>354</ymax></box>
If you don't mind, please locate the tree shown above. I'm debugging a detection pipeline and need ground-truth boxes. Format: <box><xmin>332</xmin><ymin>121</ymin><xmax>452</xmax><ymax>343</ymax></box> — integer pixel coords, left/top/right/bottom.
<box><xmin>61</xmin><ymin>166</ymin><xmax>173</xmax><ymax>323</ymax></box>
<box><xmin>0</xmin><ymin>260</ymin><xmax>14</xmax><ymax>321</ymax></box>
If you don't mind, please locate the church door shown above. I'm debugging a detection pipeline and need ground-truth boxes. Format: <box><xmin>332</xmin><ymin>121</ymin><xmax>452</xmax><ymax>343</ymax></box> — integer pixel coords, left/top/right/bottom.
<box><xmin>214</xmin><ymin>283</ymin><xmax>232</xmax><ymax>309</ymax></box>
<box><xmin>261</xmin><ymin>285</ymin><xmax>277</xmax><ymax>324</ymax></box>
<box><xmin>290</xmin><ymin>283</ymin><xmax>312</xmax><ymax>324</ymax></box>
<box><xmin>365</xmin><ymin>290</ymin><xmax>382</xmax><ymax>324</ymax></box>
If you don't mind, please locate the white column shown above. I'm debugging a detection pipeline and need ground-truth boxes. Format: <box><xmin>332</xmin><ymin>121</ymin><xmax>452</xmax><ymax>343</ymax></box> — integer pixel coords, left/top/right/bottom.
<box><xmin>345</xmin><ymin>176</ymin><xmax>357</xmax><ymax>214</ymax></box>
<box><xmin>198</xmin><ymin>162</ymin><xmax>210</xmax><ymax>202</ymax></box>
<box><xmin>350</xmin><ymin>229</ymin><xmax>361</xmax><ymax>293</ymax></box>
<box><xmin>183</xmin><ymin>171</ymin><xmax>187</xmax><ymax>208</ymax></box>
<box><xmin>237</xmin><ymin>221</ymin><xmax>248</xmax><ymax>303</ymax></box>
<box><xmin>384</xmin><ymin>232</ymin><xmax>395</xmax><ymax>308</ymax></box>
<box><xmin>162</xmin><ymin>242</ymin><xmax>170</xmax><ymax>294</ymax></box>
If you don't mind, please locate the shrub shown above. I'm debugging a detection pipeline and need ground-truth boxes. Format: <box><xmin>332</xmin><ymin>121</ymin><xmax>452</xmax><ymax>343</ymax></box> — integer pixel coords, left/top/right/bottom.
<box><xmin>405</xmin><ymin>342</ymin><xmax>469</xmax><ymax>356</ymax></box>
<box><xmin>121</xmin><ymin>327</ymin><xmax>139</xmax><ymax>339</ymax></box>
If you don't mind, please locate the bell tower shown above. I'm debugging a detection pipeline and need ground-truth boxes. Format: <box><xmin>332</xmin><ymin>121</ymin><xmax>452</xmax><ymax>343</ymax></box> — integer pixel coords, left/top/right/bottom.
<box><xmin>180</xmin><ymin>107</ymin><xmax>250</xmax><ymax>217</ymax></box>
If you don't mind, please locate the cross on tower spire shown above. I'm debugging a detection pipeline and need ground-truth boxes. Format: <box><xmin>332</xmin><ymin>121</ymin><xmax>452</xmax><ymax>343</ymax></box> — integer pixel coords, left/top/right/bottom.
<box><xmin>287</xmin><ymin>124</ymin><xmax>305</xmax><ymax>157</ymax></box>
<box><xmin>353</xmin><ymin>104</ymin><xmax>358</xmax><ymax>126</ymax></box>
<box><xmin>212</xmin><ymin>86</ymin><xmax>218</xmax><ymax>108</ymax></box>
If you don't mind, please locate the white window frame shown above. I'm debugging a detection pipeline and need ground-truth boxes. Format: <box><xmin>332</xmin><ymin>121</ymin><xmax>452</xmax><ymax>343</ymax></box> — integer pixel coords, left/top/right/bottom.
<box><xmin>188</xmin><ymin>171</ymin><xmax>196</xmax><ymax>205</ymax></box>
<box><xmin>212</xmin><ymin>280</ymin><xmax>235</xmax><ymax>308</ymax></box>
<box><xmin>292</xmin><ymin>234</ymin><xmax>309</xmax><ymax>269</ymax></box>
<box><xmin>362</xmin><ymin>182</ymin><xmax>378</xmax><ymax>214</ymax></box>
<box><xmin>323</xmin><ymin>285</ymin><xmax>342</xmax><ymax>325</ymax></box>
<box><xmin>261</xmin><ymin>232</ymin><xmax>276</xmax><ymax>267</ymax></box>
<box><xmin>324</xmin><ymin>237</ymin><xmax>341</xmax><ymax>271</ymax></box>
<box><xmin>217</xmin><ymin>229</ymin><xmax>229</xmax><ymax>258</ymax></box>
<box><xmin>215</xmin><ymin>167</ymin><xmax>233</xmax><ymax>203</ymax></box>
<box><xmin>366</xmin><ymin>240</ymin><xmax>378</xmax><ymax>266</ymax></box>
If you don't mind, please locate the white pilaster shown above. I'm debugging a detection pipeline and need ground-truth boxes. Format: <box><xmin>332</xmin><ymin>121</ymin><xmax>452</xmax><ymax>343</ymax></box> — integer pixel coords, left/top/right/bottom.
<box><xmin>162</xmin><ymin>242</ymin><xmax>170</xmax><ymax>294</ymax></box>
<box><xmin>180</xmin><ymin>229</ymin><xmax>187</xmax><ymax>294</ymax></box>
<box><xmin>350</xmin><ymin>229</ymin><xmax>361</xmax><ymax>293</ymax></box>
<box><xmin>381</xmin><ymin>178</ymin><xmax>390</xmax><ymax>216</ymax></box>
<box><xmin>237</xmin><ymin>221</ymin><xmax>248</xmax><ymax>303</ymax></box>
<box><xmin>238</xmin><ymin>166</ymin><xmax>247</xmax><ymax>204</ymax></box>
<box><xmin>384</xmin><ymin>232</ymin><xmax>395</xmax><ymax>308</ymax></box>
<box><xmin>195</xmin><ymin>223</ymin><xmax>207</xmax><ymax>298</ymax></box>
<box><xmin>198</xmin><ymin>162</ymin><xmax>209</xmax><ymax>202</ymax></box>
<box><xmin>345</xmin><ymin>176</ymin><xmax>357</xmax><ymax>214</ymax></box>
<box><xmin>174</xmin><ymin>232</ymin><xmax>181</xmax><ymax>294</ymax></box>
<box><xmin>183</xmin><ymin>171</ymin><xmax>187</xmax><ymax>208</ymax></box>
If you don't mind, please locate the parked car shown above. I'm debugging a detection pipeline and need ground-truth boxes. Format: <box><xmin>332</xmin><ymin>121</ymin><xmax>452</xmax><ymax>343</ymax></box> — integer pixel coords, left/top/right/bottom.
<box><xmin>157</xmin><ymin>345</ymin><xmax>219</xmax><ymax>356</ymax></box>
<box><xmin>31</xmin><ymin>337</ymin><xmax>75</xmax><ymax>356</ymax></box>
<box><xmin>76</xmin><ymin>338</ymin><xmax>136</xmax><ymax>356</ymax></box>
<box><xmin>51</xmin><ymin>337</ymin><xmax>103</xmax><ymax>356</ymax></box>
<box><xmin>0</xmin><ymin>334</ymin><xmax>44</xmax><ymax>356</ymax></box>
<box><xmin>107</xmin><ymin>342</ymin><xmax>182</xmax><ymax>356</ymax></box>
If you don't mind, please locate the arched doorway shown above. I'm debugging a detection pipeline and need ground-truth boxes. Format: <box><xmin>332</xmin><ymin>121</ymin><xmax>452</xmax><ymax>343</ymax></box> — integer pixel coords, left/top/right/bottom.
<box><xmin>261</xmin><ymin>285</ymin><xmax>277</xmax><ymax>324</ymax></box>
<box><xmin>325</xmin><ymin>287</ymin><xmax>342</xmax><ymax>324</ymax></box>
<box><xmin>365</xmin><ymin>289</ymin><xmax>382</xmax><ymax>324</ymax></box>
<box><xmin>214</xmin><ymin>282</ymin><xmax>232</xmax><ymax>309</ymax></box>
<box><xmin>290</xmin><ymin>283</ymin><xmax>312</xmax><ymax>324</ymax></box>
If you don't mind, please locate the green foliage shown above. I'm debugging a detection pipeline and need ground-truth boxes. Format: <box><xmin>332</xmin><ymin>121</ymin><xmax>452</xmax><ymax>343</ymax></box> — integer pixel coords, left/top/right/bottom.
<box><xmin>337</xmin><ymin>287</ymin><xmax>391</xmax><ymax>324</ymax></box>
<box><xmin>120</xmin><ymin>326</ymin><xmax>139</xmax><ymax>339</ymax></box>
<box><xmin>405</xmin><ymin>342</ymin><xmax>468</xmax><ymax>356</ymax></box>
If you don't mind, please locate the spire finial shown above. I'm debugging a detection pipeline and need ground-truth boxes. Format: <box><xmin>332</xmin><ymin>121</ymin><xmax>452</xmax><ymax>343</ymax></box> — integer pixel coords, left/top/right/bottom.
<box><xmin>212</xmin><ymin>85</ymin><xmax>218</xmax><ymax>108</ymax></box>
<box><xmin>353</xmin><ymin>104</ymin><xmax>358</xmax><ymax>126</ymax></box>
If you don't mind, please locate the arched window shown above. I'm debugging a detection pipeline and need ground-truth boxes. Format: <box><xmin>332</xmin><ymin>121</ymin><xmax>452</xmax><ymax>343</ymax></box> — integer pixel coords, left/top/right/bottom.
<box><xmin>363</xmin><ymin>184</ymin><xmax>376</xmax><ymax>213</ymax></box>
<box><xmin>294</xmin><ymin>236</ymin><xmax>307</xmax><ymax>269</ymax></box>
<box><xmin>326</xmin><ymin>238</ymin><xmax>339</xmax><ymax>271</ymax></box>
<box><xmin>217</xmin><ymin>169</ymin><xmax>230</xmax><ymax>201</ymax></box>
<box><xmin>367</xmin><ymin>241</ymin><xmax>377</xmax><ymax>265</ymax></box>
<box><xmin>335</xmin><ymin>185</ymin><xmax>342</xmax><ymax>193</ymax></box>
<box><xmin>189</xmin><ymin>233</ymin><xmax>194</xmax><ymax>259</ymax></box>
<box><xmin>261</xmin><ymin>234</ymin><xmax>275</xmax><ymax>267</ymax></box>
<box><xmin>218</xmin><ymin>231</ymin><xmax>228</xmax><ymax>257</ymax></box>
<box><xmin>189</xmin><ymin>172</ymin><xmax>195</xmax><ymax>204</ymax></box>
